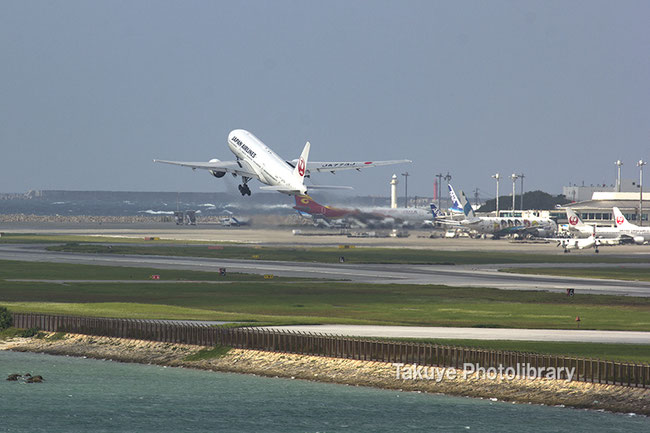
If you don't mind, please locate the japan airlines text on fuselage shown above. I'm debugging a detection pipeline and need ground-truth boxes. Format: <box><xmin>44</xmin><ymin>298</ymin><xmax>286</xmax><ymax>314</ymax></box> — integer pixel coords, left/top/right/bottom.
<box><xmin>228</xmin><ymin>130</ymin><xmax>290</xmax><ymax>189</ymax></box>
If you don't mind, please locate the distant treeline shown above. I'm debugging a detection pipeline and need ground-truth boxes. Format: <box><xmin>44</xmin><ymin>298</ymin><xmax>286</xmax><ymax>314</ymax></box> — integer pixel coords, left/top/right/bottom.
<box><xmin>478</xmin><ymin>190</ymin><xmax>570</xmax><ymax>212</ymax></box>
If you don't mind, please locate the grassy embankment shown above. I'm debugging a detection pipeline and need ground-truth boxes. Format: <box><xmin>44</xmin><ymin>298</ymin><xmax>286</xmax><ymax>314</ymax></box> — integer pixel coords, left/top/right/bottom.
<box><xmin>501</xmin><ymin>267</ymin><xmax>650</xmax><ymax>282</ymax></box>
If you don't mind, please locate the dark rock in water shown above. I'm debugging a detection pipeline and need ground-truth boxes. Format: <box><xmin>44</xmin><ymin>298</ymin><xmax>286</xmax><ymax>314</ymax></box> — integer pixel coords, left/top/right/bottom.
<box><xmin>26</xmin><ymin>375</ymin><xmax>44</xmax><ymax>383</ymax></box>
<box><xmin>6</xmin><ymin>374</ymin><xmax>21</xmax><ymax>381</ymax></box>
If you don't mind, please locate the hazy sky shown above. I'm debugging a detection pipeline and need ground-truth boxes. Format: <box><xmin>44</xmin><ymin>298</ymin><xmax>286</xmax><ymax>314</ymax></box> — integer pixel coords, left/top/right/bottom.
<box><xmin>1</xmin><ymin>0</ymin><xmax>648</xmax><ymax>199</ymax></box>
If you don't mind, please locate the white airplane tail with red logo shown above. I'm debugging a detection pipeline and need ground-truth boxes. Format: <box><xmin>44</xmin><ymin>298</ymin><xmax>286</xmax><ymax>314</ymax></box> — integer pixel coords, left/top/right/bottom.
<box><xmin>566</xmin><ymin>208</ymin><xmax>586</xmax><ymax>227</ymax></box>
<box><xmin>565</xmin><ymin>208</ymin><xmax>594</xmax><ymax>237</ymax></box>
<box><xmin>613</xmin><ymin>207</ymin><xmax>637</xmax><ymax>228</ymax></box>
<box><xmin>293</xmin><ymin>141</ymin><xmax>310</xmax><ymax>183</ymax></box>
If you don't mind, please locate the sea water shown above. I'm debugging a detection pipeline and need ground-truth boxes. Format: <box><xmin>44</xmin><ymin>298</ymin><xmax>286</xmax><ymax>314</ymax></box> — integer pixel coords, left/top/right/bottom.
<box><xmin>1</xmin><ymin>351</ymin><xmax>646</xmax><ymax>432</ymax></box>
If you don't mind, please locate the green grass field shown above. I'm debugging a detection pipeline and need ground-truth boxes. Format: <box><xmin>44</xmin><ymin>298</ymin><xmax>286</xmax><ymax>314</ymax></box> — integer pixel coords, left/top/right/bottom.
<box><xmin>0</xmin><ymin>233</ymin><xmax>217</xmax><ymax>245</ymax></box>
<box><xmin>1</xmin><ymin>260</ymin><xmax>649</xmax><ymax>331</ymax></box>
<box><xmin>0</xmin><ymin>259</ymin><xmax>299</xmax><ymax>282</ymax></box>
<box><xmin>500</xmin><ymin>267</ymin><xmax>650</xmax><ymax>282</ymax></box>
<box><xmin>45</xmin><ymin>242</ymin><xmax>650</xmax><ymax>265</ymax></box>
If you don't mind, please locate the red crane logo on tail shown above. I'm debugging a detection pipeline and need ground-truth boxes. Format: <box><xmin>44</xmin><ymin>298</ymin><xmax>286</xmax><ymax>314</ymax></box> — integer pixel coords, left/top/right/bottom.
<box><xmin>616</xmin><ymin>216</ymin><xmax>624</xmax><ymax>225</ymax></box>
<box><xmin>298</xmin><ymin>158</ymin><xmax>306</xmax><ymax>177</ymax></box>
<box><xmin>569</xmin><ymin>216</ymin><xmax>579</xmax><ymax>225</ymax></box>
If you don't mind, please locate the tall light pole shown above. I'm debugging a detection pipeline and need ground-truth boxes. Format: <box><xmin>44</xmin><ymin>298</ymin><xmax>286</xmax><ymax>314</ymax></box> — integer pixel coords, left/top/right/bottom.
<box><xmin>615</xmin><ymin>160</ymin><xmax>623</xmax><ymax>192</ymax></box>
<box><xmin>401</xmin><ymin>172</ymin><xmax>410</xmax><ymax>208</ymax></box>
<box><xmin>435</xmin><ymin>173</ymin><xmax>444</xmax><ymax>210</ymax></box>
<box><xmin>491</xmin><ymin>173</ymin><xmax>500</xmax><ymax>215</ymax></box>
<box><xmin>511</xmin><ymin>173</ymin><xmax>519</xmax><ymax>213</ymax></box>
<box><xmin>638</xmin><ymin>160</ymin><xmax>647</xmax><ymax>225</ymax></box>
<box><xmin>519</xmin><ymin>173</ymin><xmax>525</xmax><ymax>210</ymax></box>
<box><xmin>444</xmin><ymin>172</ymin><xmax>452</xmax><ymax>210</ymax></box>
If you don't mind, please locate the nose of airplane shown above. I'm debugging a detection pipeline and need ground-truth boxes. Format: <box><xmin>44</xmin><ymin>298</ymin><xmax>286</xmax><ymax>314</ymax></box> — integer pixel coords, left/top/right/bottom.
<box><xmin>228</xmin><ymin>129</ymin><xmax>246</xmax><ymax>142</ymax></box>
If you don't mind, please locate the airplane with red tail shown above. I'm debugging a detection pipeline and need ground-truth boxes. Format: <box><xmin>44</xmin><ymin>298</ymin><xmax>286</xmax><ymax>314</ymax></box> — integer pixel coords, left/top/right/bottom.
<box><xmin>293</xmin><ymin>195</ymin><xmax>434</xmax><ymax>227</ymax></box>
<box><xmin>293</xmin><ymin>195</ymin><xmax>358</xmax><ymax>219</ymax></box>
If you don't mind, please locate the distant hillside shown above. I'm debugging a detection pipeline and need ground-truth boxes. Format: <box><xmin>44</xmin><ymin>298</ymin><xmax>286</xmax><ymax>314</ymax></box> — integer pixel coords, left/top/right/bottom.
<box><xmin>478</xmin><ymin>190</ymin><xmax>570</xmax><ymax>212</ymax></box>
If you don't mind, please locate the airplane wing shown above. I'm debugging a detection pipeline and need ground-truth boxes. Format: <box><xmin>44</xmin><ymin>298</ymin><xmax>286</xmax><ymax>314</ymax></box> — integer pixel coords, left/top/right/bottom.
<box><xmin>259</xmin><ymin>186</ymin><xmax>304</xmax><ymax>194</ymax></box>
<box><xmin>432</xmin><ymin>217</ymin><xmax>463</xmax><ymax>226</ymax></box>
<box><xmin>153</xmin><ymin>159</ymin><xmax>257</xmax><ymax>178</ymax></box>
<box><xmin>595</xmin><ymin>238</ymin><xmax>622</xmax><ymax>246</ymax></box>
<box><xmin>288</xmin><ymin>159</ymin><xmax>411</xmax><ymax>173</ymax></box>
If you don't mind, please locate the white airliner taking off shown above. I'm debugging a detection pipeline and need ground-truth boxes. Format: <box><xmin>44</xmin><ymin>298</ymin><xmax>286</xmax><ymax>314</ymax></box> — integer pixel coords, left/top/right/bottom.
<box><xmin>154</xmin><ymin>129</ymin><xmax>410</xmax><ymax>196</ymax></box>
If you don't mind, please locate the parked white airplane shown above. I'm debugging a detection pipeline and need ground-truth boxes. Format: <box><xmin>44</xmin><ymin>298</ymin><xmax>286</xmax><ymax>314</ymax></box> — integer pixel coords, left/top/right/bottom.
<box><xmin>556</xmin><ymin>226</ymin><xmax>620</xmax><ymax>253</ymax></box>
<box><xmin>613</xmin><ymin>207</ymin><xmax>650</xmax><ymax>244</ymax></box>
<box><xmin>565</xmin><ymin>208</ymin><xmax>620</xmax><ymax>239</ymax></box>
<box><xmin>154</xmin><ymin>129</ymin><xmax>410</xmax><ymax>196</ymax></box>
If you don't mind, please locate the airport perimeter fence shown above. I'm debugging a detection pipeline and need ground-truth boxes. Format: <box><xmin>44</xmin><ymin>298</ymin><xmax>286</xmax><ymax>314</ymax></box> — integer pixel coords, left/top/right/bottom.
<box><xmin>11</xmin><ymin>312</ymin><xmax>649</xmax><ymax>388</ymax></box>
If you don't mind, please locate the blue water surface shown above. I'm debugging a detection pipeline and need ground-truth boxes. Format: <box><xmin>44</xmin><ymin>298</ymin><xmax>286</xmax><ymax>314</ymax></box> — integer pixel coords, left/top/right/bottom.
<box><xmin>0</xmin><ymin>351</ymin><xmax>646</xmax><ymax>432</ymax></box>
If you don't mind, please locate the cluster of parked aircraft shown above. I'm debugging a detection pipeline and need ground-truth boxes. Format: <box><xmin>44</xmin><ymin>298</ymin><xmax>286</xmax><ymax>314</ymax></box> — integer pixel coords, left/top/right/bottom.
<box><xmin>154</xmin><ymin>129</ymin><xmax>649</xmax><ymax>252</ymax></box>
<box><xmin>432</xmin><ymin>185</ymin><xmax>557</xmax><ymax>239</ymax></box>
<box><xmin>558</xmin><ymin>207</ymin><xmax>650</xmax><ymax>253</ymax></box>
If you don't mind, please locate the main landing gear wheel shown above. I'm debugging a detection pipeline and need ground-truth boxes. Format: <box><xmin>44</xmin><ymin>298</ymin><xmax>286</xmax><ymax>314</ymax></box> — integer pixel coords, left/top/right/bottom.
<box><xmin>238</xmin><ymin>184</ymin><xmax>251</xmax><ymax>196</ymax></box>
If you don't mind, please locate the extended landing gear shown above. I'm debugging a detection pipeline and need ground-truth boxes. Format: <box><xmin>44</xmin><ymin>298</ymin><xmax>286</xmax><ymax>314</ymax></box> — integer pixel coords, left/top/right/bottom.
<box><xmin>238</xmin><ymin>177</ymin><xmax>251</xmax><ymax>196</ymax></box>
<box><xmin>238</xmin><ymin>184</ymin><xmax>251</xmax><ymax>196</ymax></box>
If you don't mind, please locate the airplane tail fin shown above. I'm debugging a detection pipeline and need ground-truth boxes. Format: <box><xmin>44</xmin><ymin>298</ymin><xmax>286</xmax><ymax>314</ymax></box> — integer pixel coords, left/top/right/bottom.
<box><xmin>566</xmin><ymin>208</ymin><xmax>586</xmax><ymax>227</ymax></box>
<box><xmin>448</xmin><ymin>184</ymin><xmax>463</xmax><ymax>212</ymax></box>
<box><xmin>294</xmin><ymin>195</ymin><xmax>318</xmax><ymax>212</ymax></box>
<box><xmin>293</xmin><ymin>141</ymin><xmax>310</xmax><ymax>183</ymax></box>
<box><xmin>459</xmin><ymin>190</ymin><xmax>477</xmax><ymax>220</ymax></box>
<box><xmin>430</xmin><ymin>203</ymin><xmax>442</xmax><ymax>219</ymax></box>
<box><xmin>613</xmin><ymin>207</ymin><xmax>636</xmax><ymax>228</ymax></box>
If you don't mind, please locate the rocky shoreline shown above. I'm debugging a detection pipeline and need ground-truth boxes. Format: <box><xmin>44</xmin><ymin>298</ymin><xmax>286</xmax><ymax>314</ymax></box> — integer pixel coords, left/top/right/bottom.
<box><xmin>3</xmin><ymin>333</ymin><xmax>648</xmax><ymax>416</ymax></box>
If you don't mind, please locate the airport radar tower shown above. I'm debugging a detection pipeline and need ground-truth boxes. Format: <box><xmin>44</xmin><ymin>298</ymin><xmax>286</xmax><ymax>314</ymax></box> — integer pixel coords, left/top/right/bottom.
<box><xmin>390</xmin><ymin>174</ymin><xmax>398</xmax><ymax>208</ymax></box>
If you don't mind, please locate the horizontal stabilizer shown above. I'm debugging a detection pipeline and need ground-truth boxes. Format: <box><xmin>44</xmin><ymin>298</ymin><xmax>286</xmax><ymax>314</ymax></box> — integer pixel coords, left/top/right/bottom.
<box><xmin>259</xmin><ymin>186</ymin><xmax>302</xmax><ymax>194</ymax></box>
<box><xmin>307</xmin><ymin>185</ymin><xmax>354</xmax><ymax>190</ymax></box>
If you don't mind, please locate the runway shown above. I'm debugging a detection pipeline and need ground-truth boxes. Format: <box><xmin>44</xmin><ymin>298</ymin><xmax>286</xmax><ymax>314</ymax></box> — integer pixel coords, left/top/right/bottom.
<box><xmin>260</xmin><ymin>325</ymin><xmax>650</xmax><ymax>344</ymax></box>
<box><xmin>1</xmin><ymin>243</ymin><xmax>650</xmax><ymax>296</ymax></box>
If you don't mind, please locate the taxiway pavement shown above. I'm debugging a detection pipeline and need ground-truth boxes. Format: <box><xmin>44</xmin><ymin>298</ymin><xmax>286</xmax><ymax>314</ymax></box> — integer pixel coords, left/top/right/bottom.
<box><xmin>260</xmin><ymin>325</ymin><xmax>650</xmax><ymax>344</ymax></box>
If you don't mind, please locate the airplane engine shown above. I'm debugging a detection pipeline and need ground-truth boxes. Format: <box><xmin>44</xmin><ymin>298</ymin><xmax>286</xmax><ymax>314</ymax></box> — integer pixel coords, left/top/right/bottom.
<box><xmin>633</xmin><ymin>236</ymin><xmax>645</xmax><ymax>245</ymax></box>
<box><xmin>208</xmin><ymin>159</ymin><xmax>226</xmax><ymax>178</ymax></box>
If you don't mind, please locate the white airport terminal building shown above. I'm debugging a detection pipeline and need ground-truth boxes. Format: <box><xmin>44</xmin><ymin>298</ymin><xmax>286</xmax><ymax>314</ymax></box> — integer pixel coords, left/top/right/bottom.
<box><xmin>562</xmin><ymin>179</ymin><xmax>648</xmax><ymax>225</ymax></box>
